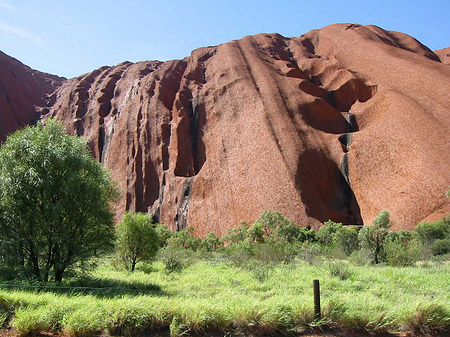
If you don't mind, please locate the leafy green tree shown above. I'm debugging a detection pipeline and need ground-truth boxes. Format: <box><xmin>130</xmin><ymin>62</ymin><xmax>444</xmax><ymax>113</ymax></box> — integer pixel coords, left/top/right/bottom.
<box><xmin>223</xmin><ymin>222</ymin><xmax>250</xmax><ymax>244</ymax></box>
<box><xmin>154</xmin><ymin>223</ymin><xmax>173</xmax><ymax>247</ymax></box>
<box><xmin>414</xmin><ymin>218</ymin><xmax>449</xmax><ymax>246</ymax></box>
<box><xmin>248</xmin><ymin>222</ymin><xmax>265</xmax><ymax>243</ymax></box>
<box><xmin>358</xmin><ymin>210</ymin><xmax>391</xmax><ymax>264</ymax></box>
<box><xmin>166</xmin><ymin>227</ymin><xmax>201</xmax><ymax>251</ymax></box>
<box><xmin>334</xmin><ymin>227</ymin><xmax>358</xmax><ymax>256</ymax></box>
<box><xmin>199</xmin><ymin>232</ymin><xmax>223</xmax><ymax>252</ymax></box>
<box><xmin>254</xmin><ymin>210</ymin><xmax>292</xmax><ymax>238</ymax></box>
<box><xmin>385</xmin><ymin>239</ymin><xmax>422</xmax><ymax>266</ymax></box>
<box><xmin>115</xmin><ymin>212</ymin><xmax>160</xmax><ymax>272</ymax></box>
<box><xmin>0</xmin><ymin>120</ymin><xmax>119</xmax><ymax>281</ymax></box>
<box><xmin>317</xmin><ymin>220</ymin><xmax>343</xmax><ymax>244</ymax></box>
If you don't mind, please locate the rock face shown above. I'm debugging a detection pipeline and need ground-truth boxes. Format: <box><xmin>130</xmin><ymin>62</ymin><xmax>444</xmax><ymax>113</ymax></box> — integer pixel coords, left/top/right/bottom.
<box><xmin>2</xmin><ymin>24</ymin><xmax>450</xmax><ymax>233</ymax></box>
<box><xmin>435</xmin><ymin>47</ymin><xmax>450</xmax><ymax>65</ymax></box>
<box><xmin>0</xmin><ymin>51</ymin><xmax>65</xmax><ymax>141</ymax></box>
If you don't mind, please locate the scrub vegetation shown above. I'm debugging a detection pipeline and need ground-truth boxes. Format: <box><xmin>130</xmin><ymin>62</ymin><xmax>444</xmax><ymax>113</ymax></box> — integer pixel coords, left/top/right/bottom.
<box><xmin>0</xmin><ymin>122</ymin><xmax>449</xmax><ymax>336</ymax></box>
<box><xmin>0</xmin><ymin>210</ymin><xmax>449</xmax><ymax>336</ymax></box>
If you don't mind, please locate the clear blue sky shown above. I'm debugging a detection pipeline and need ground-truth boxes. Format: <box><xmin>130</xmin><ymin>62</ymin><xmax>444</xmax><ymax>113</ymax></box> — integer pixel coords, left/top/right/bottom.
<box><xmin>1</xmin><ymin>0</ymin><xmax>449</xmax><ymax>79</ymax></box>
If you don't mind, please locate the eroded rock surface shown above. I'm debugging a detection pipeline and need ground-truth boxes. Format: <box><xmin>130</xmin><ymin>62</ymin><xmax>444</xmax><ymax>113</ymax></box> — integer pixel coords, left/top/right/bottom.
<box><xmin>0</xmin><ymin>51</ymin><xmax>65</xmax><ymax>141</ymax></box>
<box><xmin>2</xmin><ymin>24</ymin><xmax>450</xmax><ymax>233</ymax></box>
<box><xmin>435</xmin><ymin>47</ymin><xmax>450</xmax><ymax>65</ymax></box>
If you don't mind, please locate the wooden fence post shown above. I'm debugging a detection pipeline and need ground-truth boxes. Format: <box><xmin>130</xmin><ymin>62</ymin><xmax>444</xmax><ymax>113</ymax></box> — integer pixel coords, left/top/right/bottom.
<box><xmin>313</xmin><ymin>279</ymin><xmax>321</xmax><ymax>320</ymax></box>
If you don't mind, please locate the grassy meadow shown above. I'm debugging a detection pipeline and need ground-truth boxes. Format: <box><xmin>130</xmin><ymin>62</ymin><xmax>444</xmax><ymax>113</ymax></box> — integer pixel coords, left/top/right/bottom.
<box><xmin>0</xmin><ymin>256</ymin><xmax>449</xmax><ymax>336</ymax></box>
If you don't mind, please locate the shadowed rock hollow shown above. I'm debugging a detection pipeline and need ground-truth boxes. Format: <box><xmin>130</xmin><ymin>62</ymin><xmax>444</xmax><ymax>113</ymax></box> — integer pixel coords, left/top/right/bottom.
<box><xmin>1</xmin><ymin>23</ymin><xmax>450</xmax><ymax>233</ymax></box>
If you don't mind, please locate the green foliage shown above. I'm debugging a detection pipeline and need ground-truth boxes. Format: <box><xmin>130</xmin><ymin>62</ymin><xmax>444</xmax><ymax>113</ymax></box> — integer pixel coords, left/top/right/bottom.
<box><xmin>385</xmin><ymin>239</ymin><xmax>422</xmax><ymax>267</ymax></box>
<box><xmin>386</xmin><ymin>230</ymin><xmax>414</xmax><ymax>244</ymax></box>
<box><xmin>0</xmin><ymin>256</ymin><xmax>449</xmax><ymax>335</ymax></box>
<box><xmin>317</xmin><ymin>220</ymin><xmax>343</xmax><ymax>244</ymax></box>
<box><xmin>223</xmin><ymin>222</ymin><xmax>250</xmax><ymax>244</ymax></box>
<box><xmin>358</xmin><ymin>210</ymin><xmax>391</xmax><ymax>264</ymax></box>
<box><xmin>166</xmin><ymin>227</ymin><xmax>201</xmax><ymax>251</ymax></box>
<box><xmin>349</xmin><ymin>248</ymin><xmax>373</xmax><ymax>266</ymax></box>
<box><xmin>254</xmin><ymin>210</ymin><xmax>290</xmax><ymax>237</ymax></box>
<box><xmin>0</xmin><ymin>120</ymin><xmax>119</xmax><ymax>282</ymax></box>
<box><xmin>247</xmin><ymin>222</ymin><xmax>265</xmax><ymax>243</ymax></box>
<box><xmin>154</xmin><ymin>224</ymin><xmax>173</xmax><ymax>247</ymax></box>
<box><xmin>170</xmin><ymin>315</ymin><xmax>189</xmax><ymax>337</ymax></box>
<box><xmin>115</xmin><ymin>212</ymin><xmax>160</xmax><ymax>272</ymax></box>
<box><xmin>199</xmin><ymin>232</ymin><xmax>223</xmax><ymax>252</ymax></box>
<box><xmin>414</xmin><ymin>218</ymin><xmax>449</xmax><ymax>245</ymax></box>
<box><xmin>325</xmin><ymin>261</ymin><xmax>352</xmax><ymax>280</ymax></box>
<box><xmin>298</xmin><ymin>242</ymin><xmax>322</xmax><ymax>265</ymax></box>
<box><xmin>430</xmin><ymin>238</ymin><xmax>450</xmax><ymax>256</ymax></box>
<box><xmin>158</xmin><ymin>246</ymin><xmax>197</xmax><ymax>273</ymax></box>
<box><xmin>334</xmin><ymin>227</ymin><xmax>359</xmax><ymax>256</ymax></box>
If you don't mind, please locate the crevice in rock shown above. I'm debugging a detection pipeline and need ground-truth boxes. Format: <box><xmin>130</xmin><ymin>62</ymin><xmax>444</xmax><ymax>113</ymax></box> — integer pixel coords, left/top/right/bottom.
<box><xmin>151</xmin><ymin>172</ymin><xmax>166</xmax><ymax>224</ymax></box>
<box><xmin>175</xmin><ymin>177</ymin><xmax>194</xmax><ymax>231</ymax></box>
<box><xmin>133</xmin><ymin>110</ymin><xmax>160</xmax><ymax>213</ymax></box>
<box><xmin>188</xmin><ymin>93</ymin><xmax>206</xmax><ymax>174</ymax></box>
<box><xmin>295</xmin><ymin>149</ymin><xmax>362</xmax><ymax>225</ymax></box>
<box><xmin>98</xmin><ymin>120</ymin><xmax>105</xmax><ymax>162</ymax></box>
<box><xmin>161</xmin><ymin>119</ymin><xmax>171</xmax><ymax>171</ymax></box>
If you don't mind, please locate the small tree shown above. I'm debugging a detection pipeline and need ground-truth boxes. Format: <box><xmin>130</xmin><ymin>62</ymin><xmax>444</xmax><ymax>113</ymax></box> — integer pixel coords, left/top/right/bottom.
<box><xmin>115</xmin><ymin>212</ymin><xmax>160</xmax><ymax>272</ymax></box>
<box><xmin>0</xmin><ymin>120</ymin><xmax>119</xmax><ymax>282</ymax></box>
<box><xmin>334</xmin><ymin>227</ymin><xmax>358</xmax><ymax>256</ymax></box>
<box><xmin>199</xmin><ymin>232</ymin><xmax>223</xmax><ymax>252</ymax></box>
<box><xmin>358</xmin><ymin>210</ymin><xmax>391</xmax><ymax>264</ymax></box>
<box><xmin>317</xmin><ymin>220</ymin><xmax>343</xmax><ymax>244</ymax></box>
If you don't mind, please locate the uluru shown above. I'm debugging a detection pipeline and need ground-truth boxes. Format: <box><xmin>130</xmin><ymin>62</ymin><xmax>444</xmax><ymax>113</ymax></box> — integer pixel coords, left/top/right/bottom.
<box><xmin>1</xmin><ymin>23</ymin><xmax>449</xmax><ymax>235</ymax></box>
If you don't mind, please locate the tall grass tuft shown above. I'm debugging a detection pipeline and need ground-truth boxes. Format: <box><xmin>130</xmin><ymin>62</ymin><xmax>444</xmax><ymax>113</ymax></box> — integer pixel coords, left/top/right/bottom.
<box><xmin>400</xmin><ymin>303</ymin><xmax>450</xmax><ymax>334</ymax></box>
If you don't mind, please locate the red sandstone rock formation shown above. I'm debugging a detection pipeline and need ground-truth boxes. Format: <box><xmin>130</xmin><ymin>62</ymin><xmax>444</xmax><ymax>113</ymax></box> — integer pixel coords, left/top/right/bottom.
<box><xmin>1</xmin><ymin>24</ymin><xmax>450</xmax><ymax>233</ymax></box>
<box><xmin>435</xmin><ymin>47</ymin><xmax>450</xmax><ymax>65</ymax></box>
<box><xmin>0</xmin><ymin>51</ymin><xmax>64</xmax><ymax>141</ymax></box>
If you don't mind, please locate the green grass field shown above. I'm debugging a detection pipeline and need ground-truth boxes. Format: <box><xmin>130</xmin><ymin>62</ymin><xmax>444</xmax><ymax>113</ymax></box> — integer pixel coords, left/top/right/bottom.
<box><xmin>0</xmin><ymin>257</ymin><xmax>449</xmax><ymax>336</ymax></box>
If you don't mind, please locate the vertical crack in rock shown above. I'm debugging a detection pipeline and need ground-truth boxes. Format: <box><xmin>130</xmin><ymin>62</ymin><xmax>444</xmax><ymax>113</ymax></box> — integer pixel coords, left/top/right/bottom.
<box><xmin>189</xmin><ymin>92</ymin><xmax>206</xmax><ymax>174</ymax></box>
<box><xmin>151</xmin><ymin>171</ymin><xmax>166</xmax><ymax>224</ymax></box>
<box><xmin>98</xmin><ymin>120</ymin><xmax>105</xmax><ymax>162</ymax></box>
<box><xmin>161</xmin><ymin>119</ymin><xmax>171</xmax><ymax>171</ymax></box>
<box><xmin>295</xmin><ymin>67</ymin><xmax>377</xmax><ymax>225</ymax></box>
<box><xmin>134</xmin><ymin>108</ymin><xmax>160</xmax><ymax>213</ymax></box>
<box><xmin>175</xmin><ymin>177</ymin><xmax>194</xmax><ymax>231</ymax></box>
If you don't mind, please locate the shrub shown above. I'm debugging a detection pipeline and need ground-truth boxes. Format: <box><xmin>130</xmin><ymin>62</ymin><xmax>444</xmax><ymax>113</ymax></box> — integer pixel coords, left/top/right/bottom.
<box><xmin>325</xmin><ymin>261</ymin><xmax>352</xmax><ymax>280</ymax></box>
<box><xmin>199</xmin><ymin>233</ymin><xmax>223</xmax><ymax>252</ymax></box>
<box><xmin>414</xmin><ymin>218</ymin><xmax>449</xmax><ymax>245</ymax></box>
<box><xmin>223</xmin><ymin>222</ymin><xmax>250</xmax><ymax>244</ymax></box>
<box><xmin>115</xmin><ymin>212</ymin><xmax>160</xmax><ymax>272</ymax></box>
<box><xmin>167</xmin><ymin>227</ymin><xmax>201</xmax><ymax>251</ymax></box>
<box><xmin>154</xmin><ymin>224</ymin><xmax>173</xmax><ymax>247</ymax></box>
<box><xmin>317</xmin><ymin>220</ymin><xmax>343</xmax><ymax>244</ymax></box>
<box><xmin>254</xmin><ymin>210</ymin><xmax>292</xmax><ymax>238</ymax></box>
<box><xmin>0</xmin><ymin>120</ymin><xmax>119</xmax><ymax>282</ymax></box>
<box><xmin>385</xmin><ymin>239</ymin><xmax>422</xmax><ymax>267</ymax></box>
<box><xmin>357</xmin><ymin>211</ymin><xmax>391</xmax><ymax>264</ymax></box>
<box><xmin>298</xmin><ymin>242</ymin><xmax>322</xmax><ymax>265</ymax></box>
<box><xmin>430</xmin><ymin>238</ymin><xmax>450</xmax><ymax>256</ymax></box>
<box><xmin>349</xmin><ymin>248</ymin><xmax>373</xmax><ymax>266</ymax></box>
<box><xmin>158</xmin><ymin>246</ymin><xmax>197</xmax><ymax>272</ymax></box>
<box><xmin>334</xmin><ymin>227</ymin><xmax>359</xmax><ymax>256</ymax></box>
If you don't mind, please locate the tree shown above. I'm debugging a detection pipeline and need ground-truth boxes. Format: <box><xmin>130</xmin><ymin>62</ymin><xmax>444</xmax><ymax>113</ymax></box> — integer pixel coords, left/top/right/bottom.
<box><xmin>358</xmin><ymin>210</ymin><xmax>391</xmax><ymax>264</ymax></box>
<box><xmin>115</xmin><ymin>212</ymin><xmax>160</xmax><ymax>272</ymax></box>
<box><xmin>334</xmin><ymin>226</ymin><xmax>358</xmax><ymax>256</ymax></box>
<box><xmin>317</xmin><ymin>220</ymin><xmax>343</xmax><ymax>244</ymax></box>
<box><xmin>0</xmin><ymin>120</ymin><xmax>119</xmax><ymax>282</ymax></box>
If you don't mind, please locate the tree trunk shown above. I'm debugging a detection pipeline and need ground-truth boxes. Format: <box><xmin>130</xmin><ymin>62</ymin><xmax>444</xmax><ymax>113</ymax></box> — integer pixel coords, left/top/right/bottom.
<box><xmin>54</xmin><ymin>268</ymin><xmax>64</xmax><ymax>283</ymax></box>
